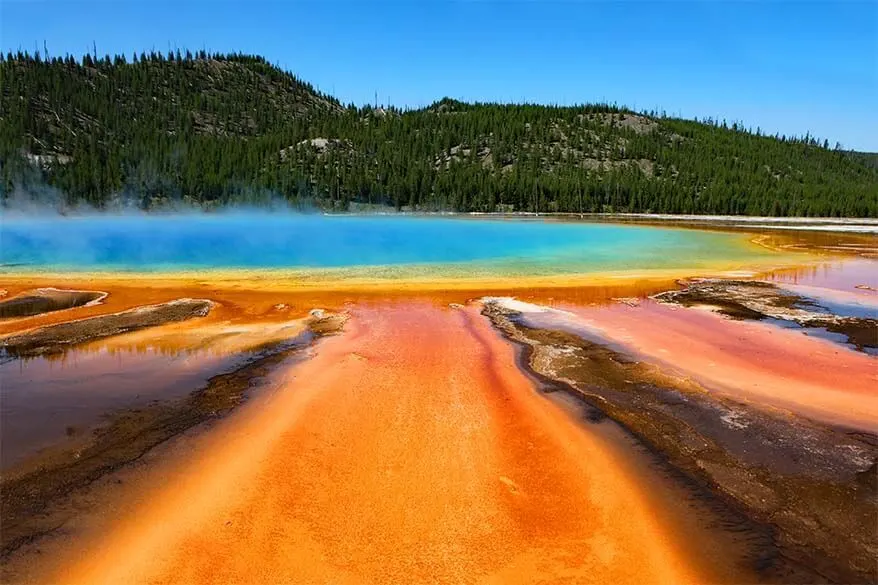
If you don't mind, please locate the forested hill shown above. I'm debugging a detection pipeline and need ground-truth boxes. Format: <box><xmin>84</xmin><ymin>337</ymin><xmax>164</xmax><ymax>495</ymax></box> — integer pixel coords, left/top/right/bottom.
<box><xmin>2</xmin><ymin>51</ymin><xmax>876</xmax><ymax>216</ymax></box>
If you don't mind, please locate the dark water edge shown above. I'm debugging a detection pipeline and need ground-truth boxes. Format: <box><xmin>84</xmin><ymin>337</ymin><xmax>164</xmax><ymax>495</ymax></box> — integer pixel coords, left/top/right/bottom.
<box><xmin>651</xmin><ymin>279</ymin><xmax>878</xmax><ymax>354</ymax></box>
<box><xmin>483</xmin><ymin>302</ymin><xmax>878</xmax><ymax>584</ymax></box>
<box><xmin>0</xmin><ymin>315</ymin><xmax>346</xmax><ymax>560</ymax></box>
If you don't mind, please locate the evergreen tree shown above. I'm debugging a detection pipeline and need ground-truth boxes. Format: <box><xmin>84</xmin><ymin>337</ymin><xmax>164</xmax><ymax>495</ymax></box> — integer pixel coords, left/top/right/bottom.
<box><xmin>0</xmin><ymin>51</ymin><xmax>875</xmax><ymax>216</ymax></box>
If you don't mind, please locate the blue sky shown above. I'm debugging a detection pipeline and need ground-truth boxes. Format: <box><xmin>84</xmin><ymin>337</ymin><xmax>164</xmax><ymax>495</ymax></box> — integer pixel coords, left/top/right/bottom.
<box><xmin>3</xmin><ymin>0</ymin><xmax>876</xmax><ymax>150</ymax></box>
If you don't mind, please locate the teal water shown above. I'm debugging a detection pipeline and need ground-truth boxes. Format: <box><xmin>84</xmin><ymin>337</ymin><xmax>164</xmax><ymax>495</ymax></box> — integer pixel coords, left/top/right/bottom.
<box><xmin>0</xmin><ymin>214</ymin><xmax>771</xmax><ymax>275</ymax></box>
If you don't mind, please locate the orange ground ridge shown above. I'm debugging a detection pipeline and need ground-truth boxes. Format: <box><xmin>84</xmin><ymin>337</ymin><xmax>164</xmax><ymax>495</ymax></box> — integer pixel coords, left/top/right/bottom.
<box><xmin>0</xmin><ymin>274</ymin><xmax>688</xmax><ymax>340</ymax></box>
<box><xmin>3</xmin><ymin>255</ymin><xmax>870</xmax><ymax>583</ymax></box>
<box><xmin>43</xmin><ymin>303</ymin><xmax>724</xmax><ymax>585</ymax></box>
<box><xmin>565</xmin><ymin>301</ymin><xmax>878</xmax><ymax>430</ymax></box>
<box><xmin>0</xmin><ymin>257</ymin><xmax>792</xmax><ymax>300</ymax></box>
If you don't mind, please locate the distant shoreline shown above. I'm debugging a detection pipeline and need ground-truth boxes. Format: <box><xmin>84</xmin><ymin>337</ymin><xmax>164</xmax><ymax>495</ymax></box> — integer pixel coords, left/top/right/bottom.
<box><xmin>324</xmin><ymin>211</ymin><xmax>878</xmax><ymax>233</ymax></box>
<box><xmin>3</xmin><ymin>209</ymin><xmax>877</xmax><ymax>232</ymax></box>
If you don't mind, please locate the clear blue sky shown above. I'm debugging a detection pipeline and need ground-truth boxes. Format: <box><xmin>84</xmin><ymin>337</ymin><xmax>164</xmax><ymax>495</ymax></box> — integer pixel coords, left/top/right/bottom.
<box><xmin>2</xmin><ymin>0</ymin><xmax>876</xmax><ymax>150</ymax></box>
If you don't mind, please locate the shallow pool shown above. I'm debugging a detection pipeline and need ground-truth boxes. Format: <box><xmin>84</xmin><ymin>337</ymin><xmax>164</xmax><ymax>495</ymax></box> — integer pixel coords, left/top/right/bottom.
<box><xmin>0</xmin><ymin>214</ymin><xmax>772</xmax><ymax>275</ymax></box>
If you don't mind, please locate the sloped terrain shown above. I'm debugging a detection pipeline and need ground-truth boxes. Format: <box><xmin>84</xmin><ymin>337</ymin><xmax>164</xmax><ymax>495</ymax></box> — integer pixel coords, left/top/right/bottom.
<box><xmin>2</xmin><ymin>52</ymin><xmax>876</xmax><ymax>215</ymax></box>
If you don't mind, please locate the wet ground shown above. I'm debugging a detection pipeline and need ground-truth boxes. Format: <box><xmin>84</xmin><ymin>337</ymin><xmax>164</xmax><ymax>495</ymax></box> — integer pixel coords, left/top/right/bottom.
<box><xmin>4</xmin><ymin>303</ymin><xmax>746</xmax><ymax>585</ymax></box>
<box><xmin>1</xmin><ymin>346</ymin><xmax>244</xmax><ymax>471</ymax></box>
<box><xmin>0</xmin><ymin>308</ymin><xmax>346</xmax><ymax>561</ymax></box>
<box><xmin>482</xmin><ymin>299</ymin><xmax>876</xmax><ymax>583</ymax></box>
<box><xmin>0</xmin><ymin>288</ymin><xmax>107</xmax><ymax>319</ymax></box>
<box><xmin>652</xmin><ymin>278</ymin><xmax>877</xmax><ymax>353</ymax></box>
<box><xmin>0</xmin><ymin>226</ymin><xmax>875</xmax><ymax>584</ymax></box>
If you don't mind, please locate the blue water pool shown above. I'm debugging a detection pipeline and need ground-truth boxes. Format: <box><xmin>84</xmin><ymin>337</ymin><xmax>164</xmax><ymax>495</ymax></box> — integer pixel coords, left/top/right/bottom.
<box><xmin>0</xmin><ymin>214</ymin><xmax>772</xmax><ymax>275</ymax></box>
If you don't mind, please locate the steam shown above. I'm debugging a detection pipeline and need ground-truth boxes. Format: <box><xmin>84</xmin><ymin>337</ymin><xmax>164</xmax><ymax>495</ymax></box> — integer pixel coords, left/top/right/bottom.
<box><xmin>0</xmin><ymin>183</ymin><xmax>329</xmax><ymax>270</ymax></box>
<box><xmin>0</xmin><ymin>182</ymin><xmax>318</xmax><ymax>217</ymax></box>
<box><xmin>1</xmin><ymin>183</ymin><xmax>71</xmax><ymax>216</ymax></box>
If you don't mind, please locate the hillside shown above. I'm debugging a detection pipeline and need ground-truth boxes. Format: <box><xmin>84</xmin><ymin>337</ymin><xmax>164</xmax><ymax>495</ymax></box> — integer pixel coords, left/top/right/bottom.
<box><xmin>1</xmin><ymin>51</ymin><xmax>876</xmax><ymax>216</ymax></box>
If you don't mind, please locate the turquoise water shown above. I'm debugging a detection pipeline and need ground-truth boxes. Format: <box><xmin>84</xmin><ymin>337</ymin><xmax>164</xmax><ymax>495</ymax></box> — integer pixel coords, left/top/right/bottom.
<box><xmin>0</xmin><ymin>214</ymin><xmax>770</xmax><ymax>275</ymax></box>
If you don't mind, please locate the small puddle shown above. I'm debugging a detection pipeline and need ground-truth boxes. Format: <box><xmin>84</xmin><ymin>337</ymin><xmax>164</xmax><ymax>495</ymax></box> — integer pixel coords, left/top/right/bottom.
<box><xmin>0</xmin><ymin>345</ymin><xmax>249</xmax><ymax>471</ymax></box>
<box><xmin>763</xmin><ymin>258</ymin><xmax>878</xmax><ymax>295</ymax></box>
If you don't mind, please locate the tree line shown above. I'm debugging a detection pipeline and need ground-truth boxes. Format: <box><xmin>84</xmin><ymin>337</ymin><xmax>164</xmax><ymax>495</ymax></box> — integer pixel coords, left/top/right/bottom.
<box><xmin>1</xmin><ymin>51</ymin><xmax>876</xmax><ymax>216</ymax></box>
